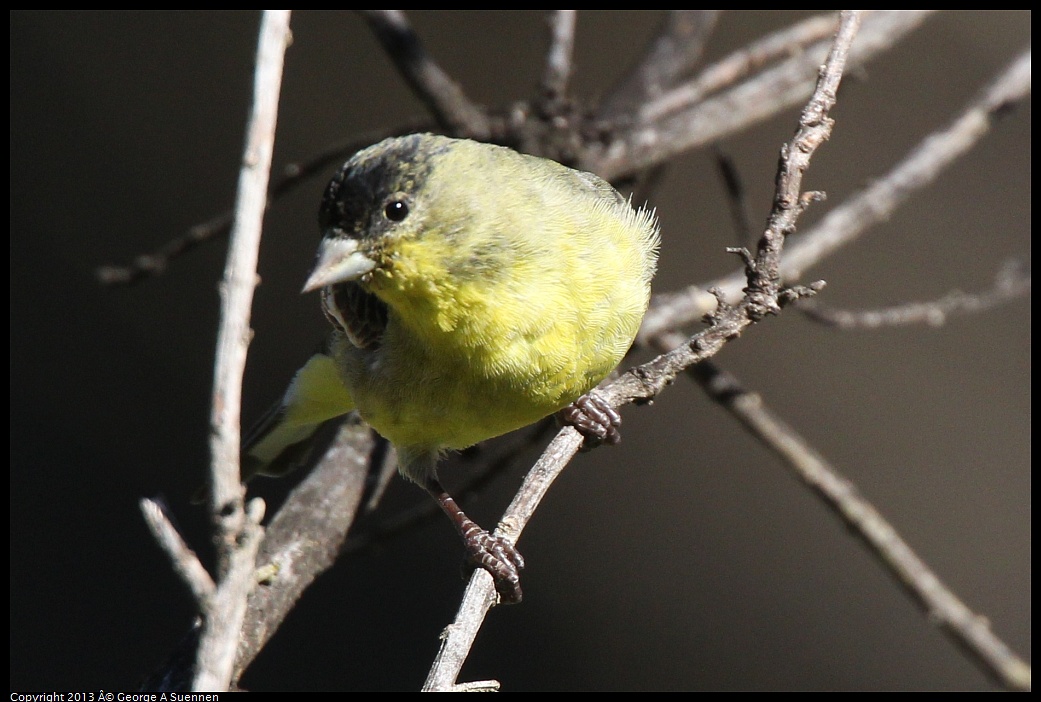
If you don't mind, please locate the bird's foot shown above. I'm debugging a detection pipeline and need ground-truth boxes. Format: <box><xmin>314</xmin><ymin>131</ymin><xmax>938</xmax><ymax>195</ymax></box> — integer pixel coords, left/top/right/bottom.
<box><xmin>462</xmin><ymin>526</ymin><xmax>525</xmax><ymax>604</ymax></box>
<box><xmin>558</xmin><ymin>392</ymin><xmax>622</xmax><ymax>449</ymax></box>
<box><xmin>428</xmin><ymin>479</ymin><xmax>526</xmax><ymax>603</ymax></box>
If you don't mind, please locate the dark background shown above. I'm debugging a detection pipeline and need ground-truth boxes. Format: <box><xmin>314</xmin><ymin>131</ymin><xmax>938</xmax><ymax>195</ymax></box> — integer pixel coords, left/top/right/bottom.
<box><xmin>10</xmin><ymin>11</ymin><xmax>1030</xmax><ymax>691</ymax></box>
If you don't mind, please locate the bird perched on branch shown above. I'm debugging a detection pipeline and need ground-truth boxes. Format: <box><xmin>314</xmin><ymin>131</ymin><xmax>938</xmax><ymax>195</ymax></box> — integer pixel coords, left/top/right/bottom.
<box><xmin>244</xmin><ymin>133</ymin><xmax>659</xmax><ymax>602</ymax></box>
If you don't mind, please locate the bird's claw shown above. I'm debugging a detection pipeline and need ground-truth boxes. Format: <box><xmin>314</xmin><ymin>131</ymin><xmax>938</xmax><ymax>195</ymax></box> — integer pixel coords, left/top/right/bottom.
<box><xmin>558</xmin><ymin>392</ymin><xmax>622</xmax><ymax>449</ymax></box>
<box><xmin>464</xmin><ymin>528</ymin><xmax>525</xmax><ymax>604</ymax></box>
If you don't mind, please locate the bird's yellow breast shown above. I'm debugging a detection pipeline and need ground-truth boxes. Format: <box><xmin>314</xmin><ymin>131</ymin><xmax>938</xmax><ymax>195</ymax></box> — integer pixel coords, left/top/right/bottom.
<box><xmin>337</xmin><ymin>156</ymin><xmax>657</xmax><ymax>455</ymax></box>
<box><xmin>316</xmin><ymin>137</ymin><xmax>657</xmax><ymax>462</ymax></box>
<box><xmin>244</xmin><ymin>134</ymin><xmax>659</xmax><ymax>492</ymax></box>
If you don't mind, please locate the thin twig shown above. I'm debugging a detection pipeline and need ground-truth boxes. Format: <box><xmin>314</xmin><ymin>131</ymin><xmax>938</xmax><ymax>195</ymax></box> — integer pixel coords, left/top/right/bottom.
<box><xmin>712</xmin><ymin>143</ymin><xmax>756</xmax><ymax>247</ymax></box>
<box><xmin>143</xmin><ymin>420</ymin><xmax>381</xmax><ymax>690</ymax></box>
<box><xmin>780</xmin><ymin>49</ymin><xmax>1032</xmax><ymax>284</ymax></box>
<box><xmin>587</xmin><ymin>10</ymin><xmax>931</xmax><ymax>180</ymax></box>
<box><xmin>96</xmin><ymin>119</ymin><xmax>435</xmax><ymax>287</ymax></box>
<box><xmin>342</xmin><ymin>419</ymin><xmax>557</xmax><ymax>556</ymax></box>
<box><xmin>540</xmin><ymin>10</ymin><xmax>577</xmax><ymax>104</ymax></box>
<box><xmin>359</xmin><ymin>10</ymin><xmax>491</xmax><ymax>139</ymax></box>
<box><xmin>193</xmin><ymin>11</ymin><xmax>291</xmax><ymax>692</ymax></box>
<box><xmin>639</xmin><ymin>47</ymin><xmax>1033</xmax><ymax>342</ymax></box>
<box><xmin>598</xmin><ymin>10</ymin><xmax>720</xmax><ymax>121</ymax></box>
<box><xmin>232</xmin><ymin>419</ymin><xmax>379</xmax><ymax>685</ymax></box>
<box><xmin>677</xmin><ymin>358</ymin><xmax>1032</xmax><ymax>692</ymax></box>
<box><xmin>800</xmin><ymin>261</ymin><xmax>1031</xmax><ymax>329</ymax></box>
<box><xmin>97</xmin><ymin>12</ymin><xmax>928</xmax><ymax>285</ymax></box>
<box><xmin>639</xmin><ymin>12</ymin><xmax>841</xmax><ymax>123</ymax></box>
<box><xmin>423</xmin><ymin>12</ymin><xmax>863</xmax><ymax>690</ymax></box>
<box><xmin>175</xmin><ymin>418</ymin><xmax>558</xmax><ymax>685</ymax></box>
<box><xmin>136</xmin><ymin>9</ymin><xmax>1024</xmax><ymax>687</ymax></box>
<box><xmin>140</xmin><ymin>497</ymin><xmax>215</xmax><ymax>605</ymax></box>
<box><xmin>96</xmin><ymin>211</ymin><xmax>235</xmax><ymax>286</ymax></box>
<box><xmin>423</xmin><ymin>427</ymin><xmax>584</xmax><ymax>692</ymax></box>
<box><xmin>741</xmin><ymin>9</ymin><xmax>862</xmax><ymax>315</ymax></box>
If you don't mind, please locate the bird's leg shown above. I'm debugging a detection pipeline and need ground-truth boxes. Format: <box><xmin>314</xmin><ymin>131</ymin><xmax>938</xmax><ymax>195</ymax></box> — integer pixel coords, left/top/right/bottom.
<box><xmin>558</xmin><ymin>391</ymin><xmax>623</xmax><ymax>448</ymax></box>
<box><xmin>425</xmin><ymin>478</ymin><xmax>525</xmax><ymax>604</ymax></box>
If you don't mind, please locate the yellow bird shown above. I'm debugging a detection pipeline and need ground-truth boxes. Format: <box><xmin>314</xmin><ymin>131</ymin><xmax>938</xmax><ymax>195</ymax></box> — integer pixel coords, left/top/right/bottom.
<box><xmin>245</xmin><ymin>133</ymin><xmax>659</xmax><ymax>602</ymax></box>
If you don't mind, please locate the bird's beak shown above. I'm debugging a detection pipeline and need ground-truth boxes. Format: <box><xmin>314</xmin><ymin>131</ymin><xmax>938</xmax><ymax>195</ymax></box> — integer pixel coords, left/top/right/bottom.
<box><xmin>301</xmin><ymin>236</ymin><xmax>378</xmax><ymax>293</ymax></box>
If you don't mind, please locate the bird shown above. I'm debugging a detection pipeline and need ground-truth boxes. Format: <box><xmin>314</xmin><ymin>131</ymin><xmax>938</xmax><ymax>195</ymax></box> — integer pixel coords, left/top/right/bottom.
<box><xmin>244</xmin><ymin>133</ymin><xmax>659</xmax><ymax>602</ymax></box>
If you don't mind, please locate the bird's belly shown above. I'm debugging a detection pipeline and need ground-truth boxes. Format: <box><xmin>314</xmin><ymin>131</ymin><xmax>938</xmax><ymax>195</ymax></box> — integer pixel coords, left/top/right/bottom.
<box><xmin>339</xmin><ymin>321</ymin><xmax>627</xmax><ymax>452</ymax></box>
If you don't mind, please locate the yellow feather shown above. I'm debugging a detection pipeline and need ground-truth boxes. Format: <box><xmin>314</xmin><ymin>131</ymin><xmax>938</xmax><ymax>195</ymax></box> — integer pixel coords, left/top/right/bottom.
<box><xmin>242</xmin><ymin>133</ymin><xmax>659</xmax><ymax>599</ymax></box>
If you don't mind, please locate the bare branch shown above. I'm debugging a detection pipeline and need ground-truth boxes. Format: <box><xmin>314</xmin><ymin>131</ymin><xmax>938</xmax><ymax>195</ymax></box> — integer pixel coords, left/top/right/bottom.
<box><xmin>424</xmin><ymin>12</ymin><xmax>863</xmax><ymax>689</ymax></box>
<box><xmin>96</xmin><ymin>212</ymin><xmax>235</xmax><ymax>286</ymax></box>
<box><xmin>97</xmin><ymin>14</ymin><xmax>938</xmax><ymax>290</ymax></box>
<box><xmin>586</xmin><ymin>10</ymin><xmax>932</xmax><ymax>180</ymax></box>
<box><xmin>639</xmin><ymin>47</ymin><xmax>1033</xmax><ymax>341</ymax></box>
<box><xmin>127</xmin><ymin>11</ymin><xmax>1027</xmax><ymax>692</ymax></box>
<box><xmin>96</xmin><ymin>120</ymin><xmax>435</xmax><ymax>287</ymax></box>
<box><xmin>742</xmin><ymin>9</ymin><xmax>861</xmax><ymax>314</ymax></box>
<box><xmin>598</xmin><ymin>10</ymin><xmax>720</xmax><ymax>120</ymax></box>
<box><xmin>232</xmin><ymin>420</ymin><xmax>380</xmax><ymax>685</ymax></box>
<box><xmin>140</xmin><ymin>497</ymin><xmax>215</xmax><ymax>605</ymax></box>
<box><xmin>639</xmin><ymin>12</ymin><xmax>841</xmax><ymax>123</ymax></box>
<box><xmin>223</xmin><ymin>416</ymin><xmax>556</xmax><ymax>687</ymax></box>
<box><xmin>193</xmin><ymin>11</ymin><xmax>291</xmax><ymax>692</ymax></box>
<box><xmin>780</xmin><ymin>49</ymin><xmax>1032</xmax><ymax>284</ymax></box>
<box><xmin>540</xmin><ymin>10</ymin><xmax>577</xmax><ymax>104</ymax></box>
<box><xmin>424</xmin><ymin>427</ymin><xmax>585</xmax><ymax>692</ymax></box>
<box><xmin>800</xmin><ymin>261</ymin><xmax>1031</xmax><ymax>329</ymax></box>
<box><xmin>359</xmin><ymin>10</ymin><xmax>491</xmax><ymax>139</ymax></box>
<box><xmin>679</xmin><ymin>358</ymin><xmax>1032</xmax><ymax>692</ymax></box>
<box><xmin>192</xmin><ymin>499</ymin><xmax>265</xmax><ymax>692</ymax></box>
<box><xmin>712</xmin><ymin>144</ymin><xmax>756</xmax><ymax>247</ymax></box>
<box><xmin>342</xmin><ymin>419</ymin><xmax>557</xmax><ymax>557</ymax></box>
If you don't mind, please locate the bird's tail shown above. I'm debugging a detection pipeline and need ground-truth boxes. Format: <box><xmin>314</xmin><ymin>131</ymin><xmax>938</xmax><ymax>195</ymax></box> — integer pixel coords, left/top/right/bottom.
<box><xmin>242</xmin><ymin>350</ymin><xmax>356</xmax><ymax>481</ymax></box>
<box><xmin>193</xmin><ymin>349</ymin><xmax>355</xmax><ymax>504</ymax></box>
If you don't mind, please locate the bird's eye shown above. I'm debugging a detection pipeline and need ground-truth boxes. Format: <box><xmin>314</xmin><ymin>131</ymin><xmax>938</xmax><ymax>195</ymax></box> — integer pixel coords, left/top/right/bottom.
<box><xmin>384</xmin><ymin>199</ymin><xmax>409</xmax><ymax>222</ymax></box>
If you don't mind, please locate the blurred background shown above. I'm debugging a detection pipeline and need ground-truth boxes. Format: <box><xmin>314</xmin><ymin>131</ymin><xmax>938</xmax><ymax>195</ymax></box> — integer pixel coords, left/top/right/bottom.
<box><xmin>10</xmin><ymin>11</ymin><xmax>1030</xmax><ymax>691</ymax></box>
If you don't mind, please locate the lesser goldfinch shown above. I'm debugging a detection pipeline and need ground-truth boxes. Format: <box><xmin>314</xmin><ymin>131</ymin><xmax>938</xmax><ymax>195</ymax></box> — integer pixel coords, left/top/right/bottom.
<box><xmin>245</xmin><ymin>133</ymin><xmax>659</xmax><ymax>602</ymax></box>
